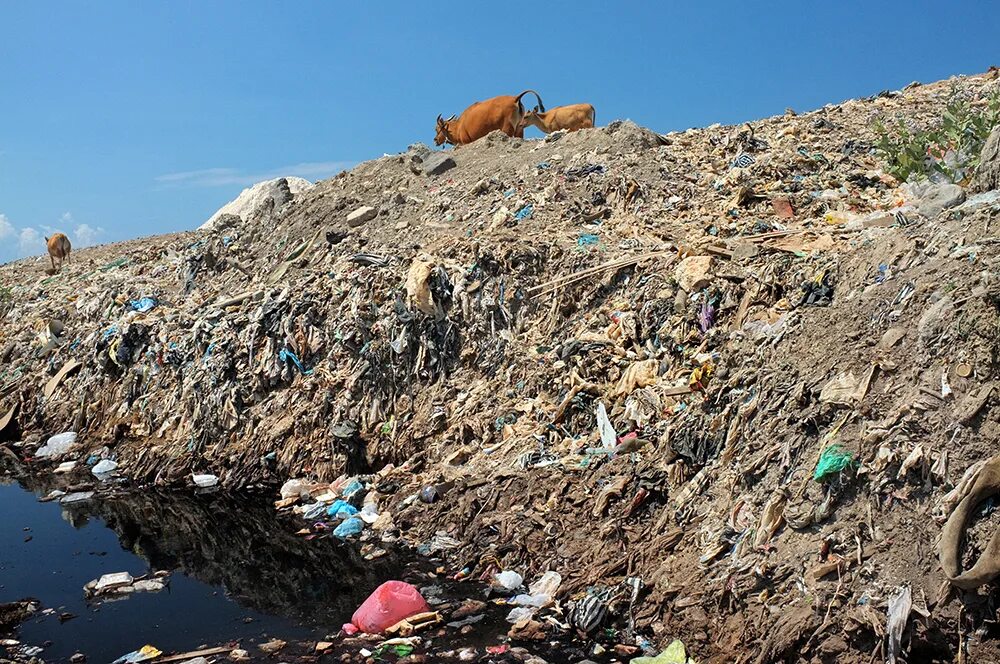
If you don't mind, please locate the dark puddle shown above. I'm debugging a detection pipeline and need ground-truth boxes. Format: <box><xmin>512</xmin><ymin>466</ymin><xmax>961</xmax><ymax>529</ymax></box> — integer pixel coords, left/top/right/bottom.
<box><xmin>0</xmin><ymin>477</ymin><xmax>400</xmax><ymax>663</ymax></box>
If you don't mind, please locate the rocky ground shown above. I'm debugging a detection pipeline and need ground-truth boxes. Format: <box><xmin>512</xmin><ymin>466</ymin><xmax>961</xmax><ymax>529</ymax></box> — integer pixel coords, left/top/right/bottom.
<box><xmin>4</xmin><ymin>70</ymin><xmax>1000</xmax><ymax>663</ymax></box>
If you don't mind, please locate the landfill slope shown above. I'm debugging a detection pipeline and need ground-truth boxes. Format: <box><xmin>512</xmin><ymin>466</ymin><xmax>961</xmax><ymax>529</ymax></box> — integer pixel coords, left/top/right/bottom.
<box><xmin>3</xmin><ymin>70</ymin><xmax>1000</xmax><ymax>661</ymax></box>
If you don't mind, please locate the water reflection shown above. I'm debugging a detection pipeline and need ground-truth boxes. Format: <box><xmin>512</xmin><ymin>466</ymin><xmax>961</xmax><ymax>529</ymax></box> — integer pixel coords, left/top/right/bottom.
<box><xmin>3</xmin><ymin>467</ymin><xmax>401</xmax><ymax>661</ymax></box>
<box><xmin>85</xmin><ymin>488</ymin><xmax>399</xmax><ymax>625</ymax></box>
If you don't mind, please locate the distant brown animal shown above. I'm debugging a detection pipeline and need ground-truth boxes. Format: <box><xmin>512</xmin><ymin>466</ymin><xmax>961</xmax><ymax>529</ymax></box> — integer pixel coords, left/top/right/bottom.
<box><xmin>435</xmin><ymin>90</ymin><xmax>544</xmax><ymax>146</ymax></box>
<box><xmin>519</xmin><ymin>104</ymin><xmax>596</xmax><ymax>134</ymax></box>
<box><xmin>45</xmin><ymin>233</ymin><xmax>71</xmax><ymax>271</ymax></box>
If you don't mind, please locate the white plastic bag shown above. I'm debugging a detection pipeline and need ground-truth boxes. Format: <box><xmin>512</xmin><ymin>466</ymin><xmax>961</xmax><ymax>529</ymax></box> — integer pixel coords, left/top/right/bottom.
<box><xmin>36</xmin><ymin>432</ymin><xmax>77</xmax><ymax>458</ymax></box>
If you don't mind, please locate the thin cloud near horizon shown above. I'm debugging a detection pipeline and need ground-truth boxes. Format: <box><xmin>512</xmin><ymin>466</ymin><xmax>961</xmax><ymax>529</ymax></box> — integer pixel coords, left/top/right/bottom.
<box><xmin>155</xmin><ymin>161</ymin><xmax>355</xmax><ymax>188</ymax></box>
<box><xmin>0</xmin><ymin>211</ymin><xmax>106</xmax><ymax>263</ymax></box>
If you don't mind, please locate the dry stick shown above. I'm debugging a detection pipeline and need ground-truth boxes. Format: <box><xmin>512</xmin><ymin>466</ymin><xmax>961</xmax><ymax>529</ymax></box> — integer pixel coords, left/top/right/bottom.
<box><xmin>552</xmin><ymin>382</ymin><xmax>600</xmax><ymax>423</ymax></box>
<box><xmin>208</xmin><ymin>290</ymin><xmax>263</xmax><ymax>310</ymax></box>
<box><xmin>806</xmin><ymin>569</ymin><xmax>845</xmax><ymax>650</ymax></box>
<box><xmin>958</xmin><ymin>604</ymin><xmax>965</xmax><ymax>664</ymax></box>
<box><xmin>742</xmin><ymin>226</ymin><xmax>864</xmax><ymax>243</ymax></box>
<box><xmin>157</xmin><ymin>647</ymin><xmax>233</xmax><ymax>663</ymax></box>
<box><xmin>529</xmin><ymin>251</ymin><xmax>675</xmax><ymax>299</ymax></box>
<box><xmin>527</xmin><ymin>250</ymin><xmax>673</xmax><ymax>293</ymax></box>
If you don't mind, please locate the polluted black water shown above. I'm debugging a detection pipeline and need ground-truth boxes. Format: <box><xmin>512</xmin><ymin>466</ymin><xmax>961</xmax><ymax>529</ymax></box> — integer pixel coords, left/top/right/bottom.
<box><xmin>0</xmin><ymin>477</ymin><xmax>401</xmax><ymax>663</ymax></box>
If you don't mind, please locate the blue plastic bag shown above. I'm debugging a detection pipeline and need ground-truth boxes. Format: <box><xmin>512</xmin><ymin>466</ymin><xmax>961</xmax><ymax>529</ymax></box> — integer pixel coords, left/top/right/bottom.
<box><xmin>334</xmin><ymin>517</ymin><xmax>364</xmax><ymax>539</ymax></box>
<box><xmin>342</xmin><ymin>478</ymin><xmax>365</xmax><ymax>499</ymax></box>
<box><xmin>130</xmin><ymin>297</ymin><xmax>157</xmax><ymax>313</ymax></box>
<box><xmin>327</xmin><ymin>499</ymin><xmax>359</xmax><ymax>519</ymax></box>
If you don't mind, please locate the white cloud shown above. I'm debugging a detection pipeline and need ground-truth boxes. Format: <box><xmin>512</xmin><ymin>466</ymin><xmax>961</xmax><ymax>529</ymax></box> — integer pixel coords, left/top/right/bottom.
<box><xmin>18</xmin><ymin>227</ymin><xmax>42</xmax><ymax>256</ymax></box>
<box><xmin>154</xmin><ymin>160</ymin><xmax>354</xmax><ymax>188</ymax></box>
<box><xmin>0</xmin><ymin>212</ymin><xmax>106</xmax><ymax>264</ymax></box>
<box><xmin>73</xmin><ymin>223</ymin><xmax>103</xmax><ymax>248</ymax></box>
<box><xmin>0</xmin><ymin>214</ymin><xmax>14</xmax><ymax>241</ymax></box>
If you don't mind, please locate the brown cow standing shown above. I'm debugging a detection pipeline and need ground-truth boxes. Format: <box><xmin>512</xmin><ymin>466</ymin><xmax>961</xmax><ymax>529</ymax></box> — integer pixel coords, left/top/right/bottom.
<box><xmin>520</xmin><ymin>104</ymin><xmax>596</xmax><ymax>134</ymax></box>
<box><xmin>46</xmin><ymin>233</ymin><xmax>72</xmax><ymax>271</ymax></box>
<box><xmin>435</xmin><ymin>90</ymin><xmax>544</xmax><ymax>146</ymax></box>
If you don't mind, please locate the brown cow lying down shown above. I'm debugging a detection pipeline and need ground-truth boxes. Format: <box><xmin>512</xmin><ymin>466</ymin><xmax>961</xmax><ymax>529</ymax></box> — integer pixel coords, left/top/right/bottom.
<box><xmin>46</xmin><ymin>233</ymin><xmax>72</xmax><ymax>271</ymax></box>
<box><xmin>435</xmin><ymin>90</ymin><xmax>544</xmax><ymax>146</ymax></box>
<box><xmin>520</xmin><ymin>104</ymin><xmax>596</xmax><ymax>134</ymax></box>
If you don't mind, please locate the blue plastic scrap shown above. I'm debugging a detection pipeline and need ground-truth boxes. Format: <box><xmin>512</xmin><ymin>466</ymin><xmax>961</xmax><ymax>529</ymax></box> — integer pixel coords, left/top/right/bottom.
<box><xmin>327</xmin><ymin>500</ymin><xmax>359</xmax><ymax>519</ymax></box>
<box><xmin>342</xmin><ymin>478</ymin><xmax>365</xmax><ymax>499</ymax></box>
<box><xmin>333</xmin><ymin>517</ymin><xmax>364</xmax><ymax>539</ymax></box>
<box><xmin>514</xmin><ymin>204</ymin><xmax>533</xmax><ymax>220</ymax></box>
<box><xmin>130</xmin><ymin>297</ymin><xmax>157</xmax><ymax>313</ymax></box>
<box><xmin>302</xmin><ymin>502</ymin><xmax>327</xmax><ymax>520</ymax></box>
<box><xmin>279</xmin><ymin>348</ymin><xmax>313</xmax><ymax>375</ymax></box>
<box><xmin>577</xmin><ymin>233</ymin><xmax>600</xmax><ymax>247</ymax></box>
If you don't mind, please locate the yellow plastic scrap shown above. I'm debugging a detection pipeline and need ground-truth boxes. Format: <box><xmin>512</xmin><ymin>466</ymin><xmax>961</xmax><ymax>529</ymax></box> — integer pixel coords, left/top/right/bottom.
<box><xmin>630</xmin><ymin>639</ymin><xmax>693</xmax><ymax>664</ymax></box>
<box><xmin>689</xmin><ymin>362</ymin><xmax>714</xmax><ymax>388</ymax></box>
<box><xmin>109</xmin><ymin>337</ymin><xmax>123</xmax><ymax>367</ymax></box>
<box><xmin>137</xmin><ymin>645</ymin><xmax>162</xmax><ymax>660</ymax></box>
<box><xmin>114</xmin><ymin>645</ymin><xmax>162</xmax><ymax>664</ymax></box>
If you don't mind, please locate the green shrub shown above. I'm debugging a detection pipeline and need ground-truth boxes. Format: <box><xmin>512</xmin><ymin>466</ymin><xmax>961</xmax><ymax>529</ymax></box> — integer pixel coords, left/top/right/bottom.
<box><xmin>873</xmin><ymin>87</ymin><xmax>1000</xmax><ymax>183</ymax></box>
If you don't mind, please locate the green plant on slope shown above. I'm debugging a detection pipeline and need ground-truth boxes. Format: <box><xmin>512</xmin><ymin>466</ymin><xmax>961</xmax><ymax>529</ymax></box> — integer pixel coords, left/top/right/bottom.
<box><xmin>873</xmin><ymin>87</ymin><xmax>1000</xmax><ymax>183</ymax></box>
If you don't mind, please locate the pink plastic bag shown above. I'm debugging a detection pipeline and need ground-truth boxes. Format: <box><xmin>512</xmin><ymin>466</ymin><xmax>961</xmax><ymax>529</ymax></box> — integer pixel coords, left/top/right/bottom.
<box><xmin>351</xmin><ymin>581</ymin><xmax>430</xmax><ymax>634</ymax></box>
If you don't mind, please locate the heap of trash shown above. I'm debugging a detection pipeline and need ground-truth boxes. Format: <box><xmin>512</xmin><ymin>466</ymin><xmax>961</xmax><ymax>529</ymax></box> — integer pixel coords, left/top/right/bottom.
<box><xmin>4</xmin><ymin>69</ymin><xmax>1000</xmax><ymax>662</ymax></box>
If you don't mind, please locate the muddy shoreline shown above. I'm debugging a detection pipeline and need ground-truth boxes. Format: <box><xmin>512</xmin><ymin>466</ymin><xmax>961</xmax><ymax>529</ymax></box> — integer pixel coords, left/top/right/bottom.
<box><xmin>0</xmin><ymin>464</ymin><xmax>639</xmax><ymax>664</ymax></box>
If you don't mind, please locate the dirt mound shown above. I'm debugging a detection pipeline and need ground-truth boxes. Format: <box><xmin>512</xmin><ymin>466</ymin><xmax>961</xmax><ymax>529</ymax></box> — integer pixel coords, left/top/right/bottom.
<box><xmin>3</xmin><ymin>71</ymin><xmax>1000</xmax><ymax>662</ymax></box>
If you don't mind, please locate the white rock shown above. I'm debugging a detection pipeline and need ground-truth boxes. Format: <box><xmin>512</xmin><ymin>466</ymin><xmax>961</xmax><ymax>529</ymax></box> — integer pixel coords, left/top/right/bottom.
<box><xmin>199</xmin><ymin>177</ymin><xmax>313</xmax><ymax>230</ymax></box>
<box><xmin>347</xmin><ymin>206</ymin><xmax>378</xmax><ymax>227</ymax></box>
<box><xmin>674</xmin><ymin>255</ymin><xmax>713</xmax><ymax>292</ymax></box>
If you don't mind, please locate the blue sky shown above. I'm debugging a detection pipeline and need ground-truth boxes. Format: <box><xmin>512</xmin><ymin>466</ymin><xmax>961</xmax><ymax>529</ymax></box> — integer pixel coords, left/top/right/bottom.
<box><xmin>1</xmin><ymin>1</ymin><xmax>998</xmax><ymax>263</ymax></box>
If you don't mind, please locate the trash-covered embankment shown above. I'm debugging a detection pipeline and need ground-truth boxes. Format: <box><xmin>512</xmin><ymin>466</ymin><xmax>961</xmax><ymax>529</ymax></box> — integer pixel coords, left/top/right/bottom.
<box><xmin>4</xmin><ymin>70</ymin><xmax>1000</xmax><ymax>662</ymax></box>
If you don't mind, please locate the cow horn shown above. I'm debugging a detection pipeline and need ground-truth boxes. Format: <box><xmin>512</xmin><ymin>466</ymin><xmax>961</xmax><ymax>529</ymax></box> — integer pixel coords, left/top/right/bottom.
<box><xmin>437</xmin><ymin>114</ymin><xmax>443</xmax><ymax>124</ymax></box>
<box><xmin>448</xmin><ymin>114</ymin><xmax>456</xmax><ymax>121</ymax></box>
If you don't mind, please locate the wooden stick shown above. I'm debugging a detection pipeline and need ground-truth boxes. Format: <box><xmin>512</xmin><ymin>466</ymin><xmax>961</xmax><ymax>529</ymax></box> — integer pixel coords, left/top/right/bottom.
<box><xmin>528</xmin><ymin>251</ymin><xmax>674</xmax><ymax>299</ymax></box>
<box><xmin>207</xmin><ymin>290</ymin><xmax>263</xmax><ymax>310</ymax></box>
<box><xmin>157</xmin><ymin>646</ymin><xmax>233</xmax><ymax>663</ymax></box>
<box><xmin>527</xmin><ymin>251</ymin><xmax>672</xmax><ymax>293</ymax></box>
<box><xmin>742</xmin><ymin>226</ymin><xmax>863</xmax><ymax>243</ymax></box>
<box><xmin>552</xmin><ymin>382</ymin><xmax>600</xmax><ymax>423</ymax></box>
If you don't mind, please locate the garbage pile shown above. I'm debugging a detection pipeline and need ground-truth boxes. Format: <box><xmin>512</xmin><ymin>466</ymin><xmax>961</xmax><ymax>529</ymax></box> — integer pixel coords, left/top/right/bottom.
<box><xmin>3</xmin><ymin>69</ymin><xmax>1000</xmax><ymax>662</ymax></box>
